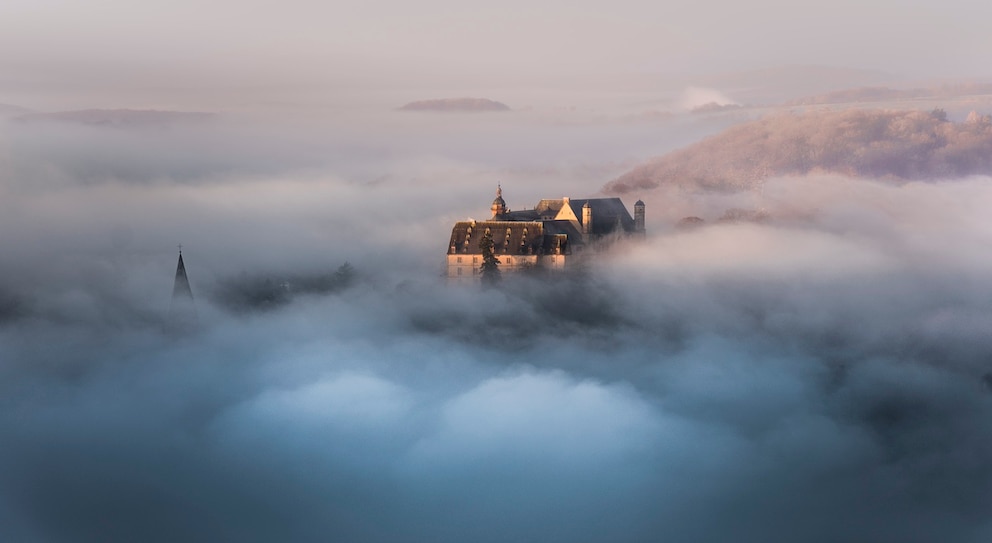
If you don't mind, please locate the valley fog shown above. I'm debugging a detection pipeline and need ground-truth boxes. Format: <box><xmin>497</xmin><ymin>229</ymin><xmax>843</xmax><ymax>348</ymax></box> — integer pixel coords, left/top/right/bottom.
<box><xmin>1</xmin><ymin>99</ymin><xmax>992</xmax><ymax>542</ymax></box>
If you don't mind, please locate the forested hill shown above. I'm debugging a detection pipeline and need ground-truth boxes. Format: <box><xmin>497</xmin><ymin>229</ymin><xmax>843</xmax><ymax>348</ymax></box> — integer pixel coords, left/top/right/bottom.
<box><xmin>604</xmin><ymin>109</ymin><xmax>992</xmax><ymax>194</ymax></box>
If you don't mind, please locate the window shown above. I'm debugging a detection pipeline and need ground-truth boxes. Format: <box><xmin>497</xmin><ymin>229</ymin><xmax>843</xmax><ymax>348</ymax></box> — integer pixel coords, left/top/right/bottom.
<box><xmin>473</xmin><ymin>256</ymin><xmax>479</xmax><ymax>264</ymax></box>
<box><xmin>457</xmin><ymin>257</ymin><xmax>463</xmax><ymax>263</ymax></box>
<box><xmin>457</xmin><ymin>268</ymin><xmax>463</xmax><ymax>275</ymax></box>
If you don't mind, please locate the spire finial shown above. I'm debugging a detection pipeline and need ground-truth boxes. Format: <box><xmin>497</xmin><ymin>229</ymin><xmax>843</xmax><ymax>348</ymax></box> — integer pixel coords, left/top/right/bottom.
<box><xmin>497</xmin><ymin>183</ymin><xmax>502</xmax><ymax>198</ymax></box>
<box><xmin>177</xmin><ymin>243</ymin><xmax>183</xmax><ymax>255</ymax></box>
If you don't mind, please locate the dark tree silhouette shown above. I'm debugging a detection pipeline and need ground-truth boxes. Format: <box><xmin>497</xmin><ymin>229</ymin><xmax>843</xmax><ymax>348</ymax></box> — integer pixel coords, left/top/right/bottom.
<box><xmin>478</xmin><ymin>230</ymin><xmax>501</xmax><ymax>286</ymax></box>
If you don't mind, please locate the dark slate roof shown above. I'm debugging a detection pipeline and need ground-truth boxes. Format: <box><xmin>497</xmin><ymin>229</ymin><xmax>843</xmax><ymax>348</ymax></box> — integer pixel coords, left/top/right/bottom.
<box><xmin>542</xmin><ymin>219</ymin><xmax>583</xmax><ymax>239</ymax></box>
<box><xmin>502</xmin><ymin>209</ymin><xmax>542</xmax><ymax>221</ymax></box>
<box><xmin>542</xmin><ymin>220</ymin><xmax>583</xmax><ymax>255</ymax></box>
<box><xmin>562</xmin><ymin>198</ymin><xmax>636</xmax><ymax>235</ymax></box>
<box><xmin>534</xmin><ymin>199</ymin><xmax>566</xmax><ymax>219</ymax></box>
<box><xmin>447</xmin><ymin>221</ymin><xmax>546</xmax><ymax>255</ymax></box>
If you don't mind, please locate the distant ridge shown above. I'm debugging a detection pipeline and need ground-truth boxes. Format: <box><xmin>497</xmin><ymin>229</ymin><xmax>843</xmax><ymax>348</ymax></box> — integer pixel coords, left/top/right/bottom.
<box><xmin>604</xmin><ymin>108</ymin><xmax>992</xmax><ymax>194</ymax></box>
<box><xmin>0</xmin><ymin>103</ymin><xmax>32</xmax><ymax>118</ymax></box>
<box><xmin>786</xmin><ymin>83</ymin><xmax>992</xmax><ymax>106</ymax></box>
<box><xmin>397</xmin><ymin>98</ymin><xmax>510</xmax><ymax>112</ymax></box>
<box><xmin>14</xmin><ymin>109</ymin><xmax>214</xmax><ymax>126</ymax></box>
<box><xmin>691</xmin><ymin>65</ymin><xmax>896</xmax><ymax>105</ymax></box>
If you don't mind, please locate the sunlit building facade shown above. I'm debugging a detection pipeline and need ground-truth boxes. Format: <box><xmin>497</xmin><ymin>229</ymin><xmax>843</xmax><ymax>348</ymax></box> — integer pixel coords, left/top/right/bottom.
<box><xmin>445</xmin><ymin>187</ymin><xmax>644</xmax><ymax>280</ymax></box>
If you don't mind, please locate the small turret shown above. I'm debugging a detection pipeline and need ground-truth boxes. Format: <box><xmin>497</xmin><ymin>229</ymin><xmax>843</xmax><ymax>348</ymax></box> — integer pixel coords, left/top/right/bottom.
<box><xmin>634</xmin><ymin>199</ymin><xmax>645</xmax><ymax>234</ymax></box>
<box><xmin>582</xmin><ymin>201</ymin><xmax>593</xmax><ymax>236</ymax></box>
<box><xmin>491</xmin><ymin>184</ymin><xmax>507</xmax><ymax>218</ymax></box>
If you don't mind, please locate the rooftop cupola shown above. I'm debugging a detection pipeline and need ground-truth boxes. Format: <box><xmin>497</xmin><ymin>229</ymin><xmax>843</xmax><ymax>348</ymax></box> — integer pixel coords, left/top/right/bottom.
<box><xmin>491</xmin><ymin>184</ymin><xmax>508</xmax><ymax>218</ymax></box>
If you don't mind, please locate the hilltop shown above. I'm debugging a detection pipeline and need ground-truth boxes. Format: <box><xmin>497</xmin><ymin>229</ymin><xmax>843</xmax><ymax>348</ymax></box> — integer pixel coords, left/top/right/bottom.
<box><xmin>604</xmin><ymin>108</ymin><xmax>992</xmax><ymax>194</ymax></box>
<box><xmin>397</xmin><ymin>97</ymin><xmax>510</xmax><ymax>112</ymax></box>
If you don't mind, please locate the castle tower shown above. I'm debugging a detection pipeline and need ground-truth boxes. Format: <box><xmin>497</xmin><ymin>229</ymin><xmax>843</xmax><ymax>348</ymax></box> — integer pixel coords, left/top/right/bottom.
<box><xmin>634</xmin><ymin>199</ymin><xmax>646</xmax><ymax>234</ymax></box>
<box><xmin>491</xmin><ymin>184</ymin><xmax>507</xmax><ymax>218</ymax></box>
<box><xmin>582</xmin><ymin>201</ymin><xmax>593</xmax><ymax>236</ymax></box>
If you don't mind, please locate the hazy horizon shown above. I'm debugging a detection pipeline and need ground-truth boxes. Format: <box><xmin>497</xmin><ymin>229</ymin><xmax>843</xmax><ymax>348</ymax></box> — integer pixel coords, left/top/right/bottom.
<box><xmin>3</xmin><ymin>0</ymin><xmax>992</xmax><ymax>111</ymax></box>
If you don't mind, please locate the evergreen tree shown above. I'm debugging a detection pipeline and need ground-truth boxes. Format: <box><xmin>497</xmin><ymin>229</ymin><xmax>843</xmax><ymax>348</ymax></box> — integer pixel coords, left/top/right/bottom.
<box><xmin>478</xmin><ymin>230</ymin><xmax>501</xmax><ymax>286</ymax></box>
<box><xmin>333</xmin><ymin>262</ymin><xmax>356</xmax><ymax>288</ymax></box>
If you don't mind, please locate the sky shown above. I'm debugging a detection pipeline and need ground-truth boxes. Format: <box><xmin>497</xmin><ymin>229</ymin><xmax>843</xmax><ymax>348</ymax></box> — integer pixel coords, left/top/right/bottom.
<box><xmin>2</xmin><ymin>0</ymin><xmax>992</xmax><ymax>109</ymax></box>
<box><xmin>2</xmin><ymin>1</ymin><xmax>992</xmax><ymax>542</ymax></box>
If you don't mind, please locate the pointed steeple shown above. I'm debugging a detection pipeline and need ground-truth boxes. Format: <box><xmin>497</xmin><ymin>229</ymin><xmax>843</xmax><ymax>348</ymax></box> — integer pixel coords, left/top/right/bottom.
<box><xmin>172</xmin><ymin>248</ymin><xmax>194</xmax><ymax>303</ymax></box>
<box><xmin>169</xmin><ymin>246</ymin><xmax>197</xmax><ymax>328</ymax></box>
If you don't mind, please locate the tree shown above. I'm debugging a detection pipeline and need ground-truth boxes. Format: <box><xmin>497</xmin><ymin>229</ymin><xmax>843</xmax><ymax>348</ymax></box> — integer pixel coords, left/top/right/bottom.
<box><xmin>333</xmin><ymin>262</ymin><xmax>356</xmax><ymax>288</ymax></box>
<box><xmin>478</xmin><ymin>230</ymin><xmax>501</xmax><ymax>286</ymax></box>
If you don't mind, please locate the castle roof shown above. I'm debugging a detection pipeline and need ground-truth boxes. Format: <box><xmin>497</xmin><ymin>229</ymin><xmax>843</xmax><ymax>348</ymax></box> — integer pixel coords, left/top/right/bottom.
<box><xmin>548</xmin><ymin>197</ymin><xmax>636</xmax><ymax>235</ymax></box>
<box><xmin>448</xmin><ymin>221</ymin><xmax>546</xmax><ymax>256</ymax></box>
<box><xmin>502</xmin><ymin>209</ymin><xmax>542</xmax><ymax>221</ymax></box>
<box><xmin>446</xmin><ymin>218</ymin><xmax>587</xmax><ymax>256</ymax></box>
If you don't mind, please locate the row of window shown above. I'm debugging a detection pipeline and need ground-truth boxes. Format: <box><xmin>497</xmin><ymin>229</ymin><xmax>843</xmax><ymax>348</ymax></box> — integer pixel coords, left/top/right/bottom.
<box><xmin>457</xmin><ymin>256</ymin><xmax>530</xmax><ymax>264</ymax></box>
<box><xmin>451</xmin><ymin>255</ymin><xmax>562</xmax><ymax>276</ymax></box>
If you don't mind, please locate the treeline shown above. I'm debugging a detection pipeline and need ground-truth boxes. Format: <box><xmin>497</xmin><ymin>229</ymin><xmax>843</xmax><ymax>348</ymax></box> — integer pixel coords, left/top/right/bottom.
<box><xmin>210</xmin><ymin>263</ymin><xmax>357</xmax><ymax>313</ymax></box>
<box><xmin>605</xmin><ymin>109</ymin><xmax>992</xmax><ymax>194</ymax></box>
<box><xmin>396</xmin><ymin>98</ymin><xmax>510</xmax><ymax>112</ymax></box>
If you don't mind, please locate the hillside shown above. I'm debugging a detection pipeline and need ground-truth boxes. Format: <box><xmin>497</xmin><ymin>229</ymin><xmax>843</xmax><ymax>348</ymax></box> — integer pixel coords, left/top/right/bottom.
<box><xmin>604</xmin><ymin>109</ymin><xmax>992</xmax><ymax>194</ymax></box>
<box><xmin>397</xmin><ymin>97</ymin><xmax>510</xmax><ymax>112</ymax></box>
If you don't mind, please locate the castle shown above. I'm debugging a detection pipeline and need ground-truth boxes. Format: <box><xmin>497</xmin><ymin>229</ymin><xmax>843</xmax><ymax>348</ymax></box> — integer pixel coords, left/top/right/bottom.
<box><xmin>445</xmin><ymin>186</ymin><xmax>644</xmax><ymax>279</ymax></box>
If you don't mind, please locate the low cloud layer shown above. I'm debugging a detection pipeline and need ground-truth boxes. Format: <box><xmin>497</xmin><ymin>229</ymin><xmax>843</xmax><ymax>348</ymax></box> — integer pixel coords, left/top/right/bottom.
<box><xmin>2</xmin><ymin>105</ymin><xmax>992</xmax><ymax>542</ymax></box>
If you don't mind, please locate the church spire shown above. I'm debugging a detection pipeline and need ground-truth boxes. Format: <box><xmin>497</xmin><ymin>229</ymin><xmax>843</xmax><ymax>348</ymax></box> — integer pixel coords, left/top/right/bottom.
<box><xmin>169</xmin><ymin>246</ymin><xmax>197</xmax><ymax>328</ymax></box>
<box><xmin>172</xmin><ymin>248</ymin><xmax>194</xmax><ymax>302</ymax></box>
